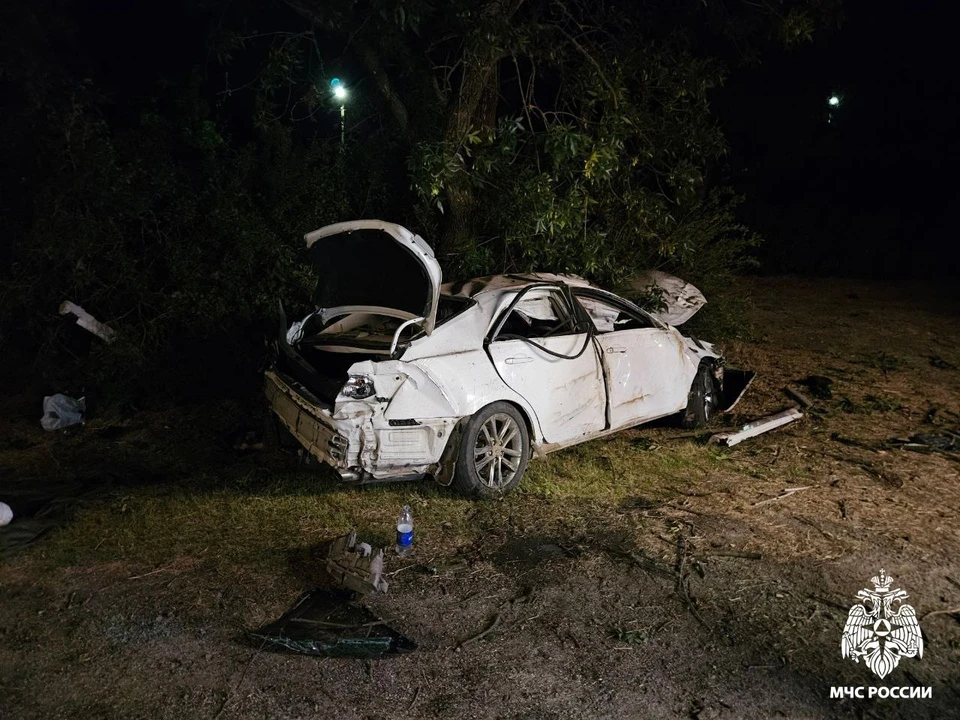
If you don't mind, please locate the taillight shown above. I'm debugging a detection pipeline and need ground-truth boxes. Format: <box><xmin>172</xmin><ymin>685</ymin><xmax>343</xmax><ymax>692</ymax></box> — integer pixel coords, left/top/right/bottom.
<box><xmin>341</xmin><ymin>375</ymin><xmax>376</xmax><ymax>399</ymax></box>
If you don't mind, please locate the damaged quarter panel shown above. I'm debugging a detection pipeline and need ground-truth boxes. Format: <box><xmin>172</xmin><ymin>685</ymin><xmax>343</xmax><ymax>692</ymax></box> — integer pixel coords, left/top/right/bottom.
<box><xmin>331</xmin><ymin>360</ymin><xmax>454</xmax><ymax>477</ymax></box>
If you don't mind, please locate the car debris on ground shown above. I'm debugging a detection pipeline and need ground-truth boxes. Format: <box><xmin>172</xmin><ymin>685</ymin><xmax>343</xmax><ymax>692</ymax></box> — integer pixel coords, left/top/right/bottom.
<box><xmin>248</xmin><ymin>588</ymin><xmax>415</xmax><ymax>658</ymax></box>
<box><xmin>710</xmin><ymin>408</ymin><xmax>804</xmax><ymax>447</ymax></box>
<box><xmin>59</xmin><ymin>301</ymin><xmax>116</xmax><ymax>344</ymax></box>
<box><xmin>247</xmin><ymin>531</ymin><xmax>412</xmax><ymax>658</ymax></box>
<box><xmin>326</xmin><ymin>531</ymin><xmax>389</xmax><ymax>594</ymax></box>
<box><xmin>800</xmin><ymin>375</ymin><xmax>833</xmax><ymax>400</ymax></box>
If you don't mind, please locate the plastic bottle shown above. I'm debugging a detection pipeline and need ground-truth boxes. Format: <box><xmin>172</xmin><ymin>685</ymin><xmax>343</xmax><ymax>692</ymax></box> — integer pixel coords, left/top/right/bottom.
<box><xmin>396</xmin><ymin>505</ymin><xmax>413</xmax><ymax>556</ymax></box>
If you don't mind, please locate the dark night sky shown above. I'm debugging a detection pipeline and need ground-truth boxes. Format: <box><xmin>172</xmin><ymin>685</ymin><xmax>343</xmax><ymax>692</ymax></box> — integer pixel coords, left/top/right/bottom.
<box><xmin>718</xmin><ymin>0</ymin><xmax>960</xmax><ymax>277</ymax></box>
<box><xmin>49</xmin><ymin>0</ymin><xmax>960</xmax><ymax>279</ymax></box>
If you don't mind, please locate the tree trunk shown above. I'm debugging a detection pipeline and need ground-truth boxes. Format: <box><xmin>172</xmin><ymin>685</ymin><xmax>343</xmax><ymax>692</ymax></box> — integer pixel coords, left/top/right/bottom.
<box><xmin>438</xmin><ymin>60</ymin><xmax>500</xmax><ymax>262</ymax></box>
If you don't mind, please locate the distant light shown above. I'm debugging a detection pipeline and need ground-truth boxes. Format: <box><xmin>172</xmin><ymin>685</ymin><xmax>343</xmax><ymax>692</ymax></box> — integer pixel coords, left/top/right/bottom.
<box><xmin>828</xmin><ymin>94</ymin><xmax>841</xmax><ymax>107</ymax></box>
<box><xmin>330</xmin><ymin>77</ymin><xmax>347</xmax><ymax>101</ymax></box>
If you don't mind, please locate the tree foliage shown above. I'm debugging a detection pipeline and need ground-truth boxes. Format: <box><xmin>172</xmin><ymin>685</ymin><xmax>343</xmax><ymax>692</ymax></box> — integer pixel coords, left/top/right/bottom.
<box><xmin>0</xmin><ymin>0</ymin><xmax>838</xmax><ymax>397</ymax></box>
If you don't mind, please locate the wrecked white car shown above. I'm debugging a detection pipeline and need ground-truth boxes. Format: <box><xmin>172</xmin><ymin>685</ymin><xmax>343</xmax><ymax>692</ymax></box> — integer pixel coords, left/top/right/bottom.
<box><xmin>265</xmin><ymin>220</ymin><xmax>750</xmax><ymax>497</ymax></box>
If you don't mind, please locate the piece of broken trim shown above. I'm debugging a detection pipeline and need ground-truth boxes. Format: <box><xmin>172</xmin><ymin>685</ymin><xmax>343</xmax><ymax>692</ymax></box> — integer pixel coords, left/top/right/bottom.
<box><xmin>719</xmin><ymin>369</ymin><xmax>756</xmax><ymax>413</ymax></box>
<box><xmin>59</xmin><ymin>301</ymin><xmax>116</xmax><ymax>343</ymax></box>
<box><xmin>710</xmin><ymin>408</ymin><xmax>803</xmax><ymax>447</ymax></box>
<box><xmin>326</xmin><ymin>530</ymin><xmax>389</xmax><ymax>594</ymax></box>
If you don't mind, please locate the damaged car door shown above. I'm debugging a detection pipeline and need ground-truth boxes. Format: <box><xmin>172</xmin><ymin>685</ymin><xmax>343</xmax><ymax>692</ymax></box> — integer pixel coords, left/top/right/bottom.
<box><xmin>575</xmin><ymin>289</ymin><xmax>689</xmax><ymax>428</ymax></box>
<box><xmin>486</xmin><ymin>286</ymin><xmax>606</xmax><ymax>444</ymax></box>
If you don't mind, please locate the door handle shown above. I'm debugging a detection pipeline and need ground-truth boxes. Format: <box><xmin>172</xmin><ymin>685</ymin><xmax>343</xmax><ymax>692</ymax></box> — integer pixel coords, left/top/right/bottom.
<box><xmin>606</xmin><ymin>346</ymin><xmax>627</xmax><ymax>354</ymax></box>
<box><xmin>505</xmin><ymin>355</ymin><xmax>533</xmax><ymax>365</ymax></box>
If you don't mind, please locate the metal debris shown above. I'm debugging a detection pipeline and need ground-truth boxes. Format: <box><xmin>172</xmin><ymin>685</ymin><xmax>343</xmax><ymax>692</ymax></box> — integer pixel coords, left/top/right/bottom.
<box><xmin>710</xmin><ymin>408</ymin><xmax>803</xmax><ymax>447</ymax></box>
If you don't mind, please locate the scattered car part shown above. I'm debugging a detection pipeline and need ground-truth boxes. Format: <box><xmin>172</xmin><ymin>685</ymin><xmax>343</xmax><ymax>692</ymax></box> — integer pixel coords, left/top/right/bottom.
<box><xmin>719</xmin><ymin>369</ymin><xmax>756</xmax><ymax>413</ymax></box>
<box><xmin>326</xmin><ymin>531</ymin><xmax>389</xmax><ymax>594</ymax></box>
<box><xmin>710</xmin><ymin>408</ymin><xmax>804</xmax><ymax>447</ymax></box>
<box><xmin>248</xmin><ymin>588</ymin><xmax>415</xmax><ymax>658</ymax></box>
<box><xmin>40</xmin><ymin>394</ymin><xmax>85</xmax><ymax>431</ymax></box>
<box><xmin>59</xmin><ymin>301</ymin><xmax>116</xmax><ymax>343</ymax></box>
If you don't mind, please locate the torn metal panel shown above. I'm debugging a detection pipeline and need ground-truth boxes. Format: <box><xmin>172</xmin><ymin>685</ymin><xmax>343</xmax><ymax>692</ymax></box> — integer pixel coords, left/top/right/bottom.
<box><xmin>719</xmin><ymin>369</ymin><xmax>757</xmax><ymax>413</ymax></box>
<box><xmin>710</xmin><ymin>408</ymin><xmax>803</xmax><ymax>447</ymax></box>
<box><xmin>59</xmin><ymin>301</ymin><xmax>116</xmax><ymax>343</ymax></box>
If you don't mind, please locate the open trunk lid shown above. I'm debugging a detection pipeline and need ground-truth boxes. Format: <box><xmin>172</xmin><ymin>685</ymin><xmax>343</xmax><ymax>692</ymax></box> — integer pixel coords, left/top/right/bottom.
<box><xmin>305</xmin><ymin>220</ymin><xmax>442</xmax><ymax>334</ymax></box>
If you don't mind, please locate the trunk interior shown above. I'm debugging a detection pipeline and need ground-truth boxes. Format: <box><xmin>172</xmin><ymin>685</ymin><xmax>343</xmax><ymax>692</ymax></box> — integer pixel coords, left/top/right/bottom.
<box><xmin>276</xmin><ymin>346</ymin><xmax>385</xmax><ymax>406</ymax></box>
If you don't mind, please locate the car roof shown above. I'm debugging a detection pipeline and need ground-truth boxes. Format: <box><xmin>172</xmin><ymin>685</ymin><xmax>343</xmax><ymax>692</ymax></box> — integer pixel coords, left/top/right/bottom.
<box><xmin>442</xmin><ymin>273</ymin><xmax>594</xmax><ymax>299</ymax></box>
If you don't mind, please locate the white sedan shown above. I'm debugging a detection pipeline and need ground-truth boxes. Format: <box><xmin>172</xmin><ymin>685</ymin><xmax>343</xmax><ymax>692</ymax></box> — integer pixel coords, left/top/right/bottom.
<box><xmin>265</xmin><ymin>220</ymin><xmax>747</xmax><ymax>496</ymax></box>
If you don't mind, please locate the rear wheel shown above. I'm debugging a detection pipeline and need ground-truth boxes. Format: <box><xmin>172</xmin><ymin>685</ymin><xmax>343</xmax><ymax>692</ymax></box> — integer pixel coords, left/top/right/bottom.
<box><xmin>453</xmin><ymin>402</ymin><xmax>531</xmax><ymax>498</ymax></box>
<box><xmin>682</xmin><ymin>363</ymin><xmax>719</xmax><ymax>429</ymax></box>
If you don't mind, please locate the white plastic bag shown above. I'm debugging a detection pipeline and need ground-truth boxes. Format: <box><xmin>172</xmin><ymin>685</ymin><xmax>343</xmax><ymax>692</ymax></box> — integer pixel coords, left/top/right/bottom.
<box><xmin>0</xmin><ymin>502</ymin><xmax>12</xmax><ymax>527</ymax></box>
<box><xmin>41</xmin><ymin>394</ymin><xmax>86</xmax><ymax>431</ymax></box>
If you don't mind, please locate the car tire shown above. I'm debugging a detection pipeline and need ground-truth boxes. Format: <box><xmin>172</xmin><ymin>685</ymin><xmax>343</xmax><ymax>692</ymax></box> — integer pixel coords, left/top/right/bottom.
<box><xmin>453</xmin><ymin>402</ymin><xmax>531</xmax><ymax>498</ymax></box>
<box><xmin>682</xmin><ymin>362</ymin><xmax>719</xmax><ymax>429</ymax></box>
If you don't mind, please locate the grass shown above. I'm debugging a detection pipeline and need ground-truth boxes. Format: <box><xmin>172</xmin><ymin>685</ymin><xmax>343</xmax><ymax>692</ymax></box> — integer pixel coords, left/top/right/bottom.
<box><xmin>31</xmin><ymin>431</ymin><xmax>716</xmax><ymax>583</ymax></box>
<box><xmin>833</xmin><ymin>393</ymin><xmax>903</xmax><ymax>415</ymax></box>
<box><xmin>856</xmin><ymin>351</ymin><xmax>907</xmax><ymax>374</ymax></box>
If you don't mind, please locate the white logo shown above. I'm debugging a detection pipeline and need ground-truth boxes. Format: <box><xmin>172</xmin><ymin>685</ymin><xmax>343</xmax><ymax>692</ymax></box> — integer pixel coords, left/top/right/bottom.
<box><xmin>841</xmin><ymin>569</ymin><xmax>923</xmax><ymax>679</ymax></box>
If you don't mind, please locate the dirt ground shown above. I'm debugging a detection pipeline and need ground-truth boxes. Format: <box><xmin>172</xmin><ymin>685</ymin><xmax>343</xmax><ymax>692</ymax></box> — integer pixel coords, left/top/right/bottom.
<box><xmin>1</xmin><ymin>277</ymin><xmax>959</xmax><ymax>719</ymax></box>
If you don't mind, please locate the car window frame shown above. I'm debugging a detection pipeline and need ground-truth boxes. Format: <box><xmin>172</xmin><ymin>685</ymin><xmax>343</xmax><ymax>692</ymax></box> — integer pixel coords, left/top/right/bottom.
<box><xmin>572</xmin><ymin>288</ymin><xmax>667</xmax><ymax>333</ymax></box>
<box><xmin>488</xmin><ymin>283</ymin><xmax>592</xmax><ymax>344</ymax></box>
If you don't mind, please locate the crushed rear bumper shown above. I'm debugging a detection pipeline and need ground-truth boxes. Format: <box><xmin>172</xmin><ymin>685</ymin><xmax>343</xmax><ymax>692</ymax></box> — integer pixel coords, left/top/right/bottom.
<box><xmin>264</xmin><ymin>370</ymin><xmax>352</xmax><ymax>471</ymax></box>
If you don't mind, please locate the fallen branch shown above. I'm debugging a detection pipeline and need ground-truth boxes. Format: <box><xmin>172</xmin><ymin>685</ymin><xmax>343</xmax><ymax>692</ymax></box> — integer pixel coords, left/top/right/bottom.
<box><xmin>627</xmin><ymin>551</ymin><xmax>676</xmax><ymax>581</ymax></box>
<box><xmin>920</xmin><ymin>606</ymin><xmax>960</xmax><ymax>622</ymax></box>
<box><xmin>808</xmin><ymin>594</ymin><xmax>849</xmax><ymax>612</ymax></box>
<box><xmin>128</xmin><ymin>561</ymin><xmax>186</xmax><ymax>580</ymax></box>
<box><xmin>456</xmin><ymin>612</ymin><xmax>501</xmax><ymax>651</ymax></box>
<box><xmin>793</xmin><ymin>514</ymin><xmax>835</xmax><ymax>539</ymax></box>
<box><xmin>700</xmin><ymin>550</ymin><xmax>762</xmax><ymax>560</ymax></box>
<box><xmin>752</xmin><ymin>486</ymin><xmax>811</xmax><ymax>507</ymax></box>
<box><xmin>784</xmin><ymin>386</ymin><xmax>813</xmax><ymax>409</ymax></box>
<box><xmin>405</xmin><ymin>686</ymin><xmax>421</xmax><ymax>714</ymax></box>
<box><xmin>288</xmin><ymin>618</ymin><xmax>385</xmax><ymax>629</ymax></box>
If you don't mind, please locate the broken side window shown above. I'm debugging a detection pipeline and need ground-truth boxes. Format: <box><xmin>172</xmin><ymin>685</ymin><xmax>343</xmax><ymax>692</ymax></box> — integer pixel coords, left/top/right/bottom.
<box><xmin>575</xmin><ymin>293</ymin><xmax>655</xmax><ymax>334</ymax></box>
<box><xmin>493</xmin><ymin>288</ymin><xmax>580</xmax><ymax>340</ymax></box>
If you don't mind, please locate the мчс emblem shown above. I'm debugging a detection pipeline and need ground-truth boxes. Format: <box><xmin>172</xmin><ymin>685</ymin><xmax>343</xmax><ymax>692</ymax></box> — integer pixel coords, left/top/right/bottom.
<box><xmin>841</xmin><ymin>569</ymin><xmax>923</xmax><ymax>679</ymax></box>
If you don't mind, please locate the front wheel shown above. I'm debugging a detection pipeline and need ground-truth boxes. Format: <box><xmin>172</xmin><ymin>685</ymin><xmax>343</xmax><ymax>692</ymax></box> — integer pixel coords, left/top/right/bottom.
<box><xmin>453</xmin><ymin>402</ymin><xmax>531</xmax><ymax>498</ymax></box>
<box><xmin>682</xmin><ymin>363</ymin><xmax>719</xmax><ymax>429</ymax></box>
